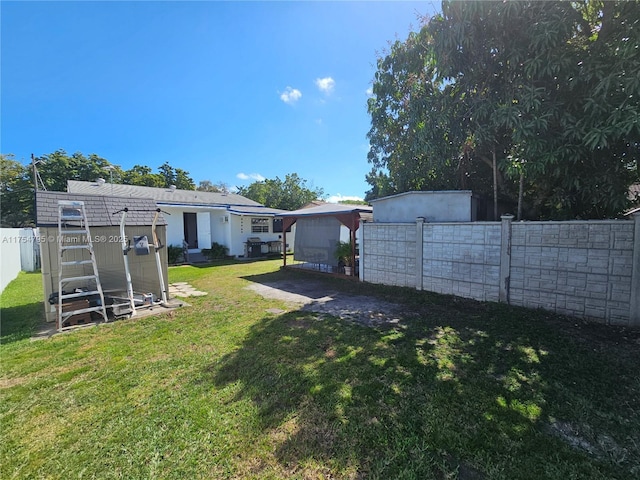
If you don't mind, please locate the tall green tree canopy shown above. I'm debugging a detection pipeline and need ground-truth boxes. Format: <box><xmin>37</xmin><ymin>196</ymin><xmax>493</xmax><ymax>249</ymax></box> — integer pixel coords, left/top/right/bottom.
<box><xmin>197</xmin><ymin>180</ymin><xmax>230</xmax><ymax>193</ymax></box>
<box><xmin>367</xmin><ymin>0</ymin><xmax>640</xmax><ymax>219</ymax></box>
<box><xmin>0</xmin><ymin>150</ymin><xmax>197</xmax><ymax>226</ymax></box>
<box><xmin>236</xmin><ymin>173</ymin><xmax>325</xmax><ymax>211</ymax></box>
<box><xmin>0</xmin><ymin>154</ymin><xmax>33</xmax><ymax>227</ymax></box>
<box><xmin>35</xmin><ymin>150</ymin><xmax>114</xmax><ymax>192</ymax></box>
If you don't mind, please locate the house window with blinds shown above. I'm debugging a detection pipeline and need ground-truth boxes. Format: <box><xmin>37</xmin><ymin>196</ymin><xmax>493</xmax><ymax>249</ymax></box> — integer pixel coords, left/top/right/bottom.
<box><xmin>251</xmin><ymin>217</ymin><xmax>269</xmax><ymax>233</ymax></box>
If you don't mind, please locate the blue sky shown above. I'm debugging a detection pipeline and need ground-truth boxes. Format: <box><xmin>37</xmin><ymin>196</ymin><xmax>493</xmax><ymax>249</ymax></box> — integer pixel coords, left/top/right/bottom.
<box><xmin>2</xmin><ymin>1</ymin><xmax>438</xmax><ymax>202</ymax></box>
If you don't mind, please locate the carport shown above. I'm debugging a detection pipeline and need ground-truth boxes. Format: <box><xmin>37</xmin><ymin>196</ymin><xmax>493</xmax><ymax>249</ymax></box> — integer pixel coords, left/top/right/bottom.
<box><xmin>279</xmin><ymin>203</ymin><xmax>372</xmax><ymax>276</ymax></box>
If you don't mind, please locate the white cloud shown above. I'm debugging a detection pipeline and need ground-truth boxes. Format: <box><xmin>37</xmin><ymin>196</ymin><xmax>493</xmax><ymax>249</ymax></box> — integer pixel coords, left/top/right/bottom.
<box><xmin>236</xmin><ymin>172</ymin><xmax>265</xmax><ymax>182</ymax></box>
<box><xmin>280</xmin><ymin>86</ymin><xmax>302</xmax><ymax>104</ymax></box>
<box><xmin>326</xmin><ymin>194</ymin><xmax>365</xmax><ymax>204</ymax></box>
<box><xmin>315</xmin><ymin>77</ymin><xmax>335</xmax><ymax>95</ymax></box>
<box><xmin>366</xmin><ymin>87</ymin><xmax>373</xmax><ymax>97</ymax></box>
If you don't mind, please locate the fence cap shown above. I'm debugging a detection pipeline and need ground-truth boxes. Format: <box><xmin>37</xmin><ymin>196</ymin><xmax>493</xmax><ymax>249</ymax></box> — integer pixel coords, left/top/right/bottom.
<box><xmin>500</xmin><ymin>214</ymin><xmax>515</xmax><ymax>220</ymax></box>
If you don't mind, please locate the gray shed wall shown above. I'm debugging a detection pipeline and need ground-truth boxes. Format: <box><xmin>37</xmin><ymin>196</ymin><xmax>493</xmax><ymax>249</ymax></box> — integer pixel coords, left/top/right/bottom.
<box><xmin>372</xmin><ymin>191</ymin><xmax>474</xmax><ymax>223</ymax></box>
<box><xmin>40</xmin><ymin>225</ymin><xmax>168</xmax><ymax>322</ymax></box>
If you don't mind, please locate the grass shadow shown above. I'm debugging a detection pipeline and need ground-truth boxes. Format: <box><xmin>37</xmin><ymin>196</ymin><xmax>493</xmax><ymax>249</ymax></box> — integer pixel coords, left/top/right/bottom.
<box><xmin>203</xmin><ymin>271</ymin><xmax>640</xmax><ymax>479</ymax></box>
<box><xmin>0</xmin><ymin>303</ymin><xmax>45</xmax><ymax>344</ymax></box>
<box><xmin>1</xmin><ymin>271</ymin><xmax>45</xmax><ymax>345</ymax></box>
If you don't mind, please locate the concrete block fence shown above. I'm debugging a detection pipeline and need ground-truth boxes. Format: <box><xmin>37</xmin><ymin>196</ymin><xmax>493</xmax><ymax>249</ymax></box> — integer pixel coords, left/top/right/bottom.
<box><xmin>361</xmin><ymin>214</ymin><xmax>640</xmax><ymax>327</ymax></box>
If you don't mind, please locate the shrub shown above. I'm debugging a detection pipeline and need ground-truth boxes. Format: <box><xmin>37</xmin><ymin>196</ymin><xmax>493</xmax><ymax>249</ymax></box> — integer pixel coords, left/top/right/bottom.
<box><xmin>167</xmin><ymin>245</ymin><xmax>183</xmax><ymax>264</ymax></box>
<box><xmin>202</xmin><ymin>242</ymin><xmax>228</xmax><ymax>260</ymax></box>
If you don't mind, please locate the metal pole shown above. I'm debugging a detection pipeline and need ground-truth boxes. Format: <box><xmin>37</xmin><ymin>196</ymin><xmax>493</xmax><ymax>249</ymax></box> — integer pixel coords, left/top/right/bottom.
<box><xmin>152</xmin><ymin>209</ymin><xmax>168</xmax><ymax>304</ymax></box>
<box><xmin>31</xmin><ymin>154</ymin><xmax>38</xmax><ymax>225</ymax></box>
<box><xmin>119</xmin><ymin>208</ymin><xmax>136</xmax><ymax>316</ymax></box>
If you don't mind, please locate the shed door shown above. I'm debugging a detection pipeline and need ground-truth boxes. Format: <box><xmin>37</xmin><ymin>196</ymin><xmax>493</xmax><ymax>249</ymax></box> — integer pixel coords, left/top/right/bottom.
<box><xmin>183</xmin><ymin>212</ymin><xmax>198</xmax><ymax>249</ymax></box>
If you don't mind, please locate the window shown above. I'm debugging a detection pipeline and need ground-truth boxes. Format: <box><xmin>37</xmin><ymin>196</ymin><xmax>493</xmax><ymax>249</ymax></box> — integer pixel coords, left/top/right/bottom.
<box><xmin>272</xmin><ymin>218</ymin><xmax>292</xmax><ymax>233</ymax></box>
<box><xmin>251</xmin><ymin>217</ymin><xmax>269</xmax><ymax>233</ymax></box>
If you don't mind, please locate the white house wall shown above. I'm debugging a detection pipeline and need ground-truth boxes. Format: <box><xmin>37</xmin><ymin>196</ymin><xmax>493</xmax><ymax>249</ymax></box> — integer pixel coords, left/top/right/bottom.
<box><xmin>159</xmin><ymin>205</ymin><xmax>294</xmax><ymax>258</ymax></box>
<box><xmin>228</xmin><ymin>215</ymin><xmax>245</xmax><ymax>256</ymax></box>
<box><xmin>162</xmin><ymin>205</ymin><xmax>227</xmax><ymax>251</ymax></box>
<box><xmin>210</xmin><ymin>211</ymin><xmax>231</xmax><ymax>250</ymax></box>
<box><xmin>163</xmin><ymin>207</ymin><xmax>185</xmax><ymax>247</ymax></box>
<box><xmin>226</xmin><ymin>214</ymin><xmax>295</xmax><ymax>257</ymax></box>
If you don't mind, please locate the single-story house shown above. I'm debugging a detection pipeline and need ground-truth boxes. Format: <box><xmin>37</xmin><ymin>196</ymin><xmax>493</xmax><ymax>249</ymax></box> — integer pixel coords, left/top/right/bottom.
<box><xmin>67</xmin><ymin>180</ymin><xmax>294</xmax><ymax>258</ymax></box>
<box><xmin>36</xmin><ymin>191</ymin><xmax>169</xmax><ymax>324</ymax></box>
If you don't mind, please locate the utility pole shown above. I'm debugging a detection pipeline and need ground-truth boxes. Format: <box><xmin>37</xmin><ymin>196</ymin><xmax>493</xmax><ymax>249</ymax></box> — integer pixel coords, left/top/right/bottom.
<box><xmin>32</xmin><ymin>153</ymin><xmax>38</xmax><ymax>225</ymax></box>
<box><xmin>31</xmin><ymin>154</ymin><xmax>46</xmax><ymax>225</ymax></box>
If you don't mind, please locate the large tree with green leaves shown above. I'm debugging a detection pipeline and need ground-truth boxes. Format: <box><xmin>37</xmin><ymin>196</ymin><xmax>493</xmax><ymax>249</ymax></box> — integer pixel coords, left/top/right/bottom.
<box><xmin>197</xmin><ymin>180</ymin><xmax>230</xmax><ymax>193</ymax></box>
<box><xmin>367</xmin><ymin>0</ymin><xmax>640</xmax><ymax>219</ymax></box>
<box><xmin>0</xmin><ymin>154</ymin><xmax>33</xmax><ymax>227</ymax></box>
<box><xmin>236</xmin><ymin>173</ymin><xmax>325</xmax><ymax>211</ymax></box>
<box><xmin>158</xmin><ymin>162</ymin><xmax>196</xmax><ymax>190</ymax></box>
<box><xmin>34</xmin><ymin>150</ymin><xmax>114</xmax><ymax>192</ymax></box>
<box><xmin>1</xmin><ymin>150</ymin><xmax>198</xmax><ymax>225</ymax></box>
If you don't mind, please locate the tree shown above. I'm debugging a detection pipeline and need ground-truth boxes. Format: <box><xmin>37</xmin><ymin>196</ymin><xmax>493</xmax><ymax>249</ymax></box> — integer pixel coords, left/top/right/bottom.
<box><xmin>34</xmin><ymin>150</ymin><xmax>114</xmax><ymax>192</ymax></box>
<box><xmin>121</xmin><ymin>165</ymin><xmax>164</xmax><ymax>187</ymax></box>
<box><xmin>0</xmin><ymin>154</ymin><xmax>33</xmax><ymax>227</ymax></box>
<box><xmin>197</xmin><ymin>180</ymin><xmax>229</xmax><ymax>193</ymax></box>
<box><xmin>367</xmin><ymin>1</ymin><xmax>640</xmax><ymax>219</ymax></box>
<box><xmin>0</xmin><ymin>149</ymin><xmax>199</xmax><ymax>225</ymax></box>
<box><xmin>236</xmin><ymin>173</ymin><xmax>325</xmax><ymax>210</ymax></box>
<box><xmin>158</xmin><ymin>162</ymin><xmax>196</xmax><ymax>190</ymax></box>
<box><xmin>173</xmin><ymin>168</ymin><xmax>195</xmax><ymax>190</ymax></box>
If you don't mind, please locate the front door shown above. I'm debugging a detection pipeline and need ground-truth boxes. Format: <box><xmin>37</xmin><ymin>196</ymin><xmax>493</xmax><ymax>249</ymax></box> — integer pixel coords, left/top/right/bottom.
<box><xmin>183</xmin><ymin>212</ymin><xmax>198</xmax><ymax>249</ymax></box>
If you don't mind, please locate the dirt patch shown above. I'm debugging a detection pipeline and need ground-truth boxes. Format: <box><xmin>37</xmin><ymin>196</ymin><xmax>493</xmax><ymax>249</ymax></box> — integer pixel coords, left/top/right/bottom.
<box><xmin>545</xmin><ymin>419</ymin><xmax>635</xmax><ymax>467</ymax></box>
<box><xmin>0</xmin><ymin>376</ymin><xmax>28</xmax><ymax>389</ymax></box>
<box><xmin>246</xmin><ymin>279</ymin><xmax>404</xmax><ymax>327</ymax></box>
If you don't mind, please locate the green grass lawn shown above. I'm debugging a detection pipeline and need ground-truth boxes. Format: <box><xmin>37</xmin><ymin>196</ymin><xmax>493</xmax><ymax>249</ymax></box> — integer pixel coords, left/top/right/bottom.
<box><xmin>1</xmin><ymin>260</ymin><xmax>639</xmax><ymax>479</ymax></box>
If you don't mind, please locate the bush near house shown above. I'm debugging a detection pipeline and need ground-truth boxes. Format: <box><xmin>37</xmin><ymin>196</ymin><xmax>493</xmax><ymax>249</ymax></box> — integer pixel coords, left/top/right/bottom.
<box><xmin>167</xmin><ymin>244</ymin><xmax>183</xmax><ymax>264</ymax></box>
<box><xmin>201</xmin><ymin>242</ymin><xmax>229</xmax><ymax>260</ymax></box>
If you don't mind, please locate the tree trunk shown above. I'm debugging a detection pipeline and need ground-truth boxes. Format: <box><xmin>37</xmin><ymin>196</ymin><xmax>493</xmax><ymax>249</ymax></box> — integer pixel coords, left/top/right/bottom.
<box><xmin>492</xmin><ymin>148</ymin><xmax>498</xmax><ymax>220</ymax></box>
<box><xmin>517</xmin><ymin>170</ymin><xmax>524</xmax><ymax>221</ymax></box>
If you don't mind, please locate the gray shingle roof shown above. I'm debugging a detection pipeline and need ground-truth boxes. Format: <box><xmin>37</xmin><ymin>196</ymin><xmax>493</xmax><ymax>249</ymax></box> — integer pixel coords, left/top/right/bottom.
<box><xmin>68</xmin><ymin>180</ymin><xmax>262</xmax><ymax>207</ymax></box>
<box><xmin>36</xmin><ymin>191</ymin><xmax>166</xmax><ymax>227</ymax></box>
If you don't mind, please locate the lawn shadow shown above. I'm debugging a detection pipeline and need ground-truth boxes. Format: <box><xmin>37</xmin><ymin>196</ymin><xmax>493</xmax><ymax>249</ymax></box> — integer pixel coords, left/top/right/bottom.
<box><xmin>0</xmin><ymin>300</ymin><xmax>45</xmax><ymax>345</ymax></box>
<box><xmin>242</xmin><ymin>269</ymin><xmax>342</xmax><ymax>299</ymax></box>
<box><xmin>188</xmin><ymin>257</ymin><xmax>282</xmax><ymax>269</ymax></box>
<box><xmin>200</xmin><ymin>277</ymin><xmax>640</xmax><ymax>479</ymax></box>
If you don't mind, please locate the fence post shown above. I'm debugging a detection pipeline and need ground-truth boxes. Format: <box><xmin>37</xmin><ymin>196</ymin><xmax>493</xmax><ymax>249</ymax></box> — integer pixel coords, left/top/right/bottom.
<box><xmin>631</xmin><ymin>213</ymin><xmax>640</xmax><ymax>327</ymax></box>
<box><xmin>360</xmin><ymin>222</ymin><xmax>367</xmax><ymax>283</ymax></box>
<box><xmin>416</xmin><ymin>217</ymin><xmax>425</xmax><ymax>290</ymax></box>
<box><xmin>499</xmin><ymin>214</ymin><xmax>514</xmax><ymax>303</ymax></box>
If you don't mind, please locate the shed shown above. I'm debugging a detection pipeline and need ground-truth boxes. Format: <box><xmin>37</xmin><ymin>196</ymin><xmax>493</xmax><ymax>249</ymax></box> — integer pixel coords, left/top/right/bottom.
<box><xmin>36</xmin><ymin>191</ymin><xmax>168</xmax><ymax>323</ymax></box>
<box><xmin>370</xmin><ymin>190</ymin><xmax>482</xmax><ymax>223</ymax></box>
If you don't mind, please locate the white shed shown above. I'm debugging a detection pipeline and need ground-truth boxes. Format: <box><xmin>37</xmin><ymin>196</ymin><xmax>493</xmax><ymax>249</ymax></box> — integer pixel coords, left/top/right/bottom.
<box><xmin>370</xmin><ymin>191</ymin><xmax>481</xmax><ymax>223</ymax></box>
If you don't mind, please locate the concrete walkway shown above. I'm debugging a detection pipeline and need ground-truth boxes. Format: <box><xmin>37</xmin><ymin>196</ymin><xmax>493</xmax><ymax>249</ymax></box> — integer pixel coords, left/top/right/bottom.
<box><xmin>246</xmin><ymin>278</ymin><xmax>403</xmax><ymax>327</ymax></box>
<box><xmin>168</xmin><ymin>282</ymin><xmax>208</xmax><ymax>297</ymax></box>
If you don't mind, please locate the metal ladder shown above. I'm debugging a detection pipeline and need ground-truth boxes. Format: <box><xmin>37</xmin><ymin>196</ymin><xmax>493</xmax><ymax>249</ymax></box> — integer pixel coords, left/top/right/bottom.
<box><xmin>57</xmin><ymin>200</ymin><xmax>108</xmax><ymax>331</ymax></box>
